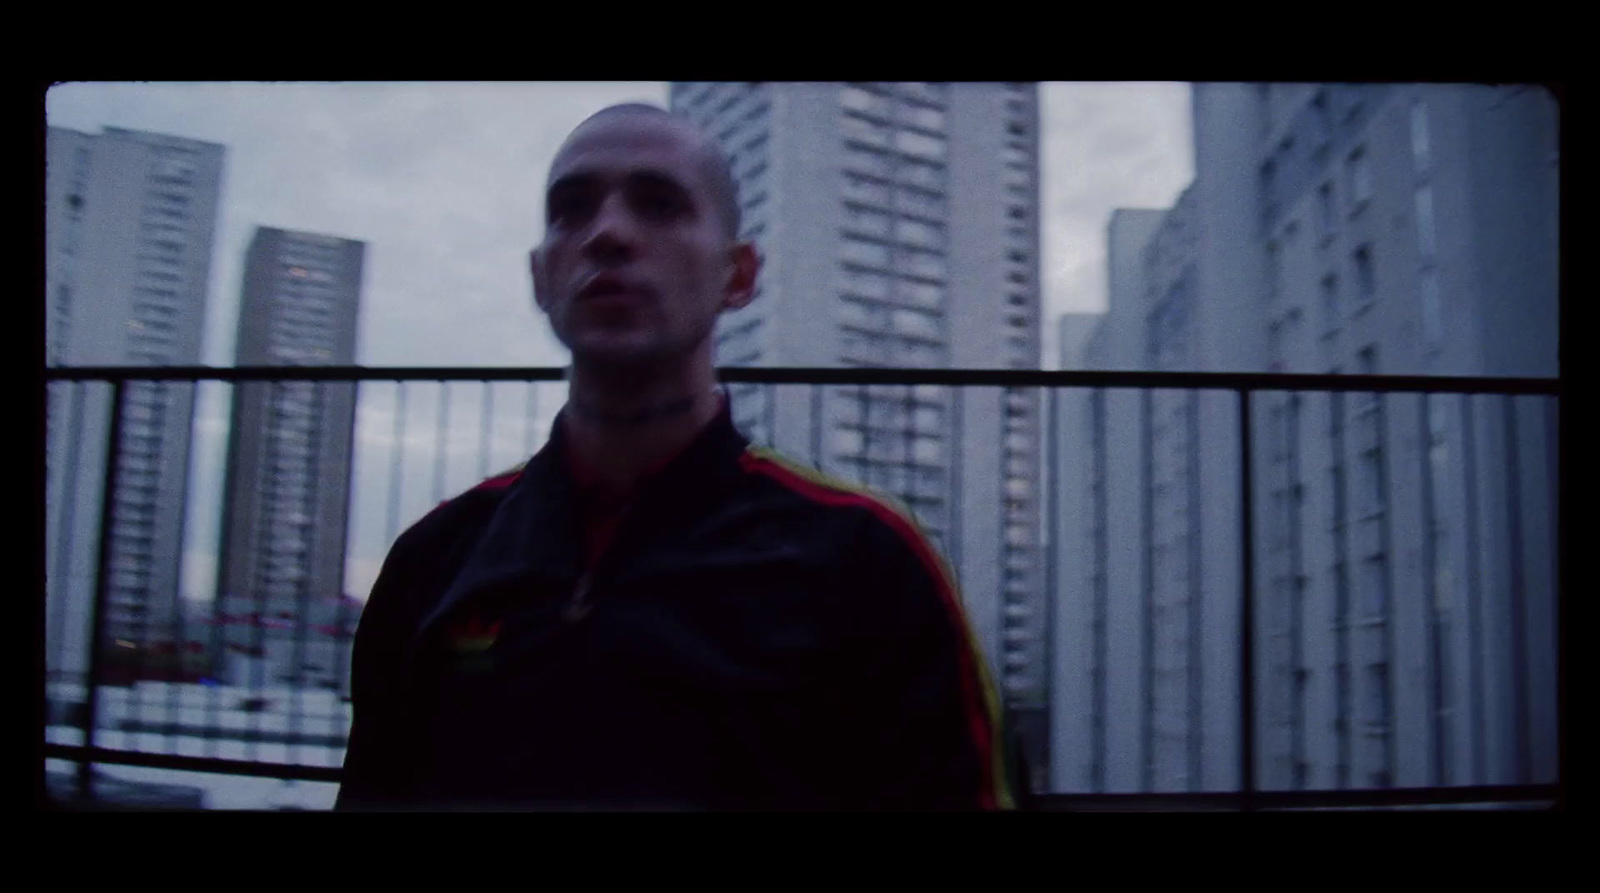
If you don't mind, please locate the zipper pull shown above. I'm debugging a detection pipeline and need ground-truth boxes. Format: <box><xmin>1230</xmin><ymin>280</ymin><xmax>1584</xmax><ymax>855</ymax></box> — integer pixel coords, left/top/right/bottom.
<box><xmin>563</xmin><ymin>573</ymin><xmax>594</xmax><ymax>623</ymax></box>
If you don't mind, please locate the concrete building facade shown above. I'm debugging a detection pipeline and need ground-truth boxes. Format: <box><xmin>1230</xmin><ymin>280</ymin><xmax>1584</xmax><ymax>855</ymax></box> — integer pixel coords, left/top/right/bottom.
<box><xmin>214</xmin><ymin>227</ymin><xmax>364</xmax><ymax>690</ymax></box>
<box><xmin>1051</xmin><ymin>83</ymin><xmax>1559</xmax><ymax>794</ymax></box>
<box><xmin>45</xmin><ymin>126</ymin><xmax>224</xmax><ymax>682</ymax></box>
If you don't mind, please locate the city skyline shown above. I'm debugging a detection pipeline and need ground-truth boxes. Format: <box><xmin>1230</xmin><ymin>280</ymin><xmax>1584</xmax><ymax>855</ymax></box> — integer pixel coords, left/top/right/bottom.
<box><xmin>45</xmin><ymin>81</ymin><xmax>1194</xmax><ymax>605</ymax></box>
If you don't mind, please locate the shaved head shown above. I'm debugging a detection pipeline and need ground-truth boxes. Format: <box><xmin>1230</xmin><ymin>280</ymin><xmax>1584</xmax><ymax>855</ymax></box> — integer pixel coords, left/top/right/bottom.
<box><xmin>555</xmin><ymin>103</ymin><xmax>742</xmax><ymax>240</ymax></box>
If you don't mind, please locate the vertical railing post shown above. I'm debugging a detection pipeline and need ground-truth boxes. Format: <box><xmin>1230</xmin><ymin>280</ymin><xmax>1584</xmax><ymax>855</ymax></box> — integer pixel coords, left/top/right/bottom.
<box><xmin>949</xmin><ymin>386</ymin><xmax>963</xmax><ymax>579</ymax></box>
<box><xmin>1043</xmin><ymin>385</ymin><xmax>1060</xmax><ymax>795</ymax></box>
<box><xmin>1238</xmin><ymin>387</ymin><xmax>1257</xmax><ymax>811</ymax></box>
<box><xmin>479</xmin><ymin>380</ymin><xmax>494</xmax><ymax>482</ymax></box>
<box><xmin>1546</xmin><ymin>393</ymin><xmax>1563</xmax><ymax>809</ymax></box>
<box><xmin>765</xmin><ymin>382</ymin><xmax>776</xmax><ymax>448</ymax></box>
<box><xmin>385</xmin><ymin>382</ymin><xmax>407</xmax><ymax>547</ymax></box>
<box><xmin>78</xmin><ymin>378</ymin><xmax>127</xmax><ymax>803</ymax></box>
<box><xmin>810</xmin><ymin>384</ymin><xmax>822</xmax><ymax>471</ymax></box>
<box><xmin>1503</xmin><ymin>394</ymin><xmax>1530</xmax><ymax>783</ymax></box>
<box><xmin>432</xmin><ymin>380</ymin><xmax>450</xmax><ymax>504</ymax></box>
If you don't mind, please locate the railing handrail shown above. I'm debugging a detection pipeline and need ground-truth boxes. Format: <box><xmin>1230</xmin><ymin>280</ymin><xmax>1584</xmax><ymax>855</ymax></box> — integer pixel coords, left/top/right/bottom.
<box><xmin>44</xmin><ymin>363</ymin><xmax>1563</xmax><ymax>809</ymax></box>
<box><xmin>43</xmin><ymin>365</ymin><xmax>1561</xmax><ymax>396</ymax></box>
<box><xmin>42</xmin><ymin>743</ymin><xmax>1557</xmax><ymax>811</ymax></box>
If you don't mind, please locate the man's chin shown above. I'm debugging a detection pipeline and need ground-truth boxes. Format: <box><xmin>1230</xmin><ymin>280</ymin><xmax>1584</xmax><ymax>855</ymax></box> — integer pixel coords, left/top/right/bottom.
<box><xmin>568</xmin><ymin>339</ymin><xmax>675</xmax><ymax>375</ymax></box>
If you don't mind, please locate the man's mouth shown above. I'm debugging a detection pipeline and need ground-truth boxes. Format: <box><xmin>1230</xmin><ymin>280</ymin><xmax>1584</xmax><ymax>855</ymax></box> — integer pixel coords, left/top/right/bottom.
<box><xmin>577</xmin><ymin>274</ymin><xmax>652</xmax><ymax>303</ymax></box>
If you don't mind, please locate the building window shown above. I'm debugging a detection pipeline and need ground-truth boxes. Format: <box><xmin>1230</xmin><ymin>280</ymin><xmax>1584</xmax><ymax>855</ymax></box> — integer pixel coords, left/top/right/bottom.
<box><xmin>841</xmin><ymin>237</ymin><xmax>890</xmax><ymax>268</ymax></box>
<box><xmin>900</xmin><ymin>82</ymin><xmax>947</xmax><ymax>105</ymax></box>
<box><xmin>890</xmin><ymin>307</ymin><xmax>942</xmax><ymax>341</ymax></box>
<box><xmin>1260</xmin><ymin>160</ymin><xmax>1277</xmax><ymax>225</ymax></box>
<box><xmin>1311</xmin><ymin>89</ymin><xmax>1331</xmax><ymax>150</ymax></box>
<box><xmin>1004</xmin><ymin>523</ymin><xmax>1029</xmax><ymax>547</ymax></box>
<box><xmin>841</xmin><ymin>268</ymin><xmax>890</xmax><ymax>299</ymax></box>
<box><xmin>1317</xmin><ymin>182</ymin><xmax>1336</xmax><ymax>241</ymax></box>
<box><xmin>1346</xmin><ymin>147</ymin><xmax>1372</xmax><ymax>210</ymax></box>
<box><xmin>1321</xmin><ymin>274</ymin><xmax>1340</xmax><ymax>334</ymax></box>
<box><xmin>895</xmin><ymin>218</ymin><xmax>944</xmax><ymax>251</ymax></box>
<box><xmin>844</xmin><ymin>205</ymin><xmax>891</xmax><ymax>238</ymax></box>
<box><xmin>1357</xmin><ymin>345</ymin><xmax>1379</xmax><ymax>377</ymax></box>
<box><xmin>842</xmin><ymin>114</ymin><xmax>891</xmax><ymax>149</ymax></box>
<box><xmin>1330</xmin><ymin>465</ymin><xmax>1347</xmax><ymax>534</ymax></box>
<box><xmin>902</xmin><ymin>104</ymin><xmax>945</xmax><ymax>132</ymax></box>
<box><xmin>1366</xmin><ymin>663</ymin><xmax>1390</xmax><ymax>725</ymax></box>
<box><xmin>1410</xmin><ymin>99</ymin><xmax>1431</xmax><ymax>176</ymax></box>
<box><xmin>898</xmin><ymin>158</ymin><xmax>945</xmax><ymax>191</ymax></box>
<box><xmin>894</xmin><ymin>130</ymin><xmax>946</xmax><ymax>161</ymax></box>
<box><xmin>845</xmin><ymin>145</ymin><xmax>891</xmax><ymax>178</ymax></box>
<box><xmin>896</xmin><ymin>279</ymin><xmax>944</xmax><ymax>309</ymax></box>
<box><xmin>1415</xmin><ymin>185</ymin><xmax>1436</xmax><ymax>262</ymax></box>
<box><xmin>897</xmin><ymin>188</ymin><xmax>944</xmax><ymax>220</ymax></box>
<box><xmin>1340</xmin><ymin>86</ymin><xmax>1366</xmax><ymax>123</ymax></box>
<box><xmin>1353</xmin><ymin>245</ymin><xmax>1376</xmax><ymax>304</ymax></box>
<box><xmin>832</xmin><ymin>428</ymin><xmax>864</xmax><ymax>455</ymax></box>
<box><xmin>898</xmin><ymin>247</ymin><xmax>946</xmax><ymax>280</ymax></box>
<box><xmin>840</xmin><ymin>84</ymin><xmax>890</xmax><ymax>118</ymax></box>
<box><xmin>1360</xmin><ymin>448</ymin><xmax>1387</xmax><ymax>516</ymax></box>
<box><xmin>1420</xmin><ymin>268</ymin><xmax>1442</xmax><ymax>346</ymax></box>
<box><xmin>1362</xmin><ymin>554</ymin><xmax>1389</xmax><ymax>618</ymax></box>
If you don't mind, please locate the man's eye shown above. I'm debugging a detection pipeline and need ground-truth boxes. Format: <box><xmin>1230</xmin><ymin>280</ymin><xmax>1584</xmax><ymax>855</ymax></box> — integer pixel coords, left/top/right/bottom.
<box><xmin>634</xmin><ymin>191</ymin><xmax>685</xmax><ymax>219</ymax></box>
<box><xmin>548</xmin><ymin>195</ymin><xmax>592</xmax><ymax>224</ymax></box>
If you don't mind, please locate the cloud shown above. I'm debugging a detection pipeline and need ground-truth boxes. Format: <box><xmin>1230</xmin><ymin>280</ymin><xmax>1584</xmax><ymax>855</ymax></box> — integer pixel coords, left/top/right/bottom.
<box><xmin>1037</xmin><ymin>82</ymin><xmax>1194</xmax><ymax>367</ymax></box>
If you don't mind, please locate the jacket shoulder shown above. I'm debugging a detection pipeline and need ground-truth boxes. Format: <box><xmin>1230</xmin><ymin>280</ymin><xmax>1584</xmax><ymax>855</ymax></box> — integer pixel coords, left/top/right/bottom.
<box><xmin>387</xmin><ymin>461</ymin><xmax>527</xmax><ymax>562</ymax></box>
<box><xmin>737</xmin><ymin>445</ymin><xmax>933</xmax><ymax>545</ymax></box>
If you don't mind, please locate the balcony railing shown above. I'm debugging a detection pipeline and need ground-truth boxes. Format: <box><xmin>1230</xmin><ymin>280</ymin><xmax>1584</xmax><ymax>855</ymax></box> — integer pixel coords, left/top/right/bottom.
<box><xmin>41</xmin><ymin>365</ymin><xmax>1562</xmax><ymax>811</ymax></box>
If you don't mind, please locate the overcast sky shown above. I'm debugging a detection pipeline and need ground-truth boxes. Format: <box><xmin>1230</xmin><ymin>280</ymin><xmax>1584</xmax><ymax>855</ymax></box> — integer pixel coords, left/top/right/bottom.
<box><xmin>45</xmin><ymin>81</ymin><xmax>1194</xmax><ymax>602</ymax></box>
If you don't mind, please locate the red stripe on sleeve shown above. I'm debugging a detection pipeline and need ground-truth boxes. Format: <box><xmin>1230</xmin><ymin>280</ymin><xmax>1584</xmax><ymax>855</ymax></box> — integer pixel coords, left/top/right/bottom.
<box><xmin>739</xmin><ymin>453</ymin><xmax>999</xmax><ymax>807</ymax></box>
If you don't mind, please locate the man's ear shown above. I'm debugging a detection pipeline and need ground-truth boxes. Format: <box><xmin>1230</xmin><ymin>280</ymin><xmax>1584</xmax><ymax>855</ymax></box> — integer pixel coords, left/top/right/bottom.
<box><xmin>722</xmin><ymin>241</ymin><xmax>761</xmax><ymax>311</ymax></box>
<box><xmin>530</xmin><ymin>248</ymin><xmax>551</xmax><ymax>313</ymax></box>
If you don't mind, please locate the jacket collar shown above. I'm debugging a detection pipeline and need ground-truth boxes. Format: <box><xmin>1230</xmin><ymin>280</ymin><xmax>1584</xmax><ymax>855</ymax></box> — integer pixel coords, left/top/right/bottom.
<box><xmin>415</xmin><ymin>391</ymin><xmax>750</xmax><ymax>642</ymax></box>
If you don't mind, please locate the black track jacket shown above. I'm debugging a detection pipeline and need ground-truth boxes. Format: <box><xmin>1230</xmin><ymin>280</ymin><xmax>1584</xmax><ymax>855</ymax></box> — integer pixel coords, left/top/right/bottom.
<box><xmin>335</xmin><ymin>399</ymin><xmax>1016</xmax><ymax>811</ymax></box>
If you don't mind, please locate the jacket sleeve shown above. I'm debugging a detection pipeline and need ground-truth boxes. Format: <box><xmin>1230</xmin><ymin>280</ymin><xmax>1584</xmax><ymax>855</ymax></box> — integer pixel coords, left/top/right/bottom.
<box><xmin>844</xmin><ymin>509</ymin><xmax>1020</xmax><ymax>811</ymax></box>
<box><xmin>334</xmin><ymin>526</ymin><xmax>428</xmax><ymax>811</ymax></box>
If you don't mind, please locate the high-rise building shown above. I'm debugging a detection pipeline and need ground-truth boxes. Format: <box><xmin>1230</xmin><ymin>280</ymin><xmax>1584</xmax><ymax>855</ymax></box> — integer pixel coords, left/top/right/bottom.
<box><xmin>45</xmin><ymin>126</ymin><xmax>224</xmax><ymax>683</ymax></box>
<box><xmin>214</xmin><ymin>227</ymin><xmax>364</xmax><ymax>690</ymax></box>
<box><xmin>1051</xmin><ymin>83</ymin><xmax>1559</xmax><ymax>794</ymax></box>
<box><xmin>667</xmin><ymin>83</ymin><xmax>1046</xmax><ymax>722</ymax></box>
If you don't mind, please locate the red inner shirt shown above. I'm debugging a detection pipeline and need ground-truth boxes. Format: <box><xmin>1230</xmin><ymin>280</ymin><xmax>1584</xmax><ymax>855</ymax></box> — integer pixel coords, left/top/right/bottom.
<box><xmin>565</xmin><ymin>394</ymin><xmax>723</xmax><ymax>570</ymax></box>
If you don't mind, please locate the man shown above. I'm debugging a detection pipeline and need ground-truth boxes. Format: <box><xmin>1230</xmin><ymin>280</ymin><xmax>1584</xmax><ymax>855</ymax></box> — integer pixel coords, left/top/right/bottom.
<box><xmin>336</xmin><ymin>103</ymin><xmax>1017</xmax><ymax>811</ymax></box>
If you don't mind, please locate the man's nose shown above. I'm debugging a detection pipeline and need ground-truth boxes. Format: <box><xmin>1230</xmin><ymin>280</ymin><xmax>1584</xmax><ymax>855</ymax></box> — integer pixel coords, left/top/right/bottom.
<box><xmin>581</xmin><ymin>194</ymin><xmax>637</xmax><ymax>264</ymax></box>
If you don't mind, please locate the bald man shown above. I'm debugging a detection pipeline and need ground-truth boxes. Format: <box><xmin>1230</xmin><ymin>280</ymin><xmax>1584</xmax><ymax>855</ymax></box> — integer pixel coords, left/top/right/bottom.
<box><xmin>336</xmin><ymin>104</ymin><xmax>1019</xmax><ymax>811</ymax></box>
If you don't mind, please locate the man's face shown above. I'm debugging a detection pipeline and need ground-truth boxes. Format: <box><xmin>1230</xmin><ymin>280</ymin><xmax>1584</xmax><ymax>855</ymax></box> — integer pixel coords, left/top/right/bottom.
<box><xmin>531</xmin><ymin>114</ymin><xmax>756</xmax><ymax>373</ymax></box>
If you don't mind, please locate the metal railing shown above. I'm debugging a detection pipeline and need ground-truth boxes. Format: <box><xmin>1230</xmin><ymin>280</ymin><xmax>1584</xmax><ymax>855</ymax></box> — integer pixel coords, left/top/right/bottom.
<box><xmin>41</xmin><ymin>365</ymin><xmax>1563</xmax><ymax>811</ymax></box>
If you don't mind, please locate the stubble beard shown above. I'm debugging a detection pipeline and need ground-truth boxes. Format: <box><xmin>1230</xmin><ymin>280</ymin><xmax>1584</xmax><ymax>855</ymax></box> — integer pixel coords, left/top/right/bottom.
<box><xmin>562</xmin><ymin>310</ymin><xmax>718</xmax><ymax>398</ymax></box>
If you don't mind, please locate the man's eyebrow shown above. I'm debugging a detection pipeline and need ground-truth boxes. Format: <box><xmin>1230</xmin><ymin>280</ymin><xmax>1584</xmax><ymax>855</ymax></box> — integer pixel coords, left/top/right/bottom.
<box><xmin>546</xmin><ymin>171</ymin><xmax>598</xmax><ymax>198</ymax></box>
<box><xmin>622</xmin><ymin>170</ymin><xmax>692</xmax><ymax>192</ymax></box>
<box><xmin>547</xmin><ymin>168</ymin><xmax>693</xmax><ymax>196</ymax></box>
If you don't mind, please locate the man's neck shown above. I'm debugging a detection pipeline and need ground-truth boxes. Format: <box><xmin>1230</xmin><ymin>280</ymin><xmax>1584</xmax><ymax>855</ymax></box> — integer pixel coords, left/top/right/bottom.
<box><xmin>562</xmin><ymin>361</ymin><xmax>722</xmax><ymax>499</ymax></box>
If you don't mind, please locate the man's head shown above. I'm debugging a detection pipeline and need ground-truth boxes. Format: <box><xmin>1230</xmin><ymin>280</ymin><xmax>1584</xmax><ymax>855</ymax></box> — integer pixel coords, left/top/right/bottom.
<box><xmin>530</xmin><ymin>104</ymin><xmax>759</xmax><ymax>375</ymax></box>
